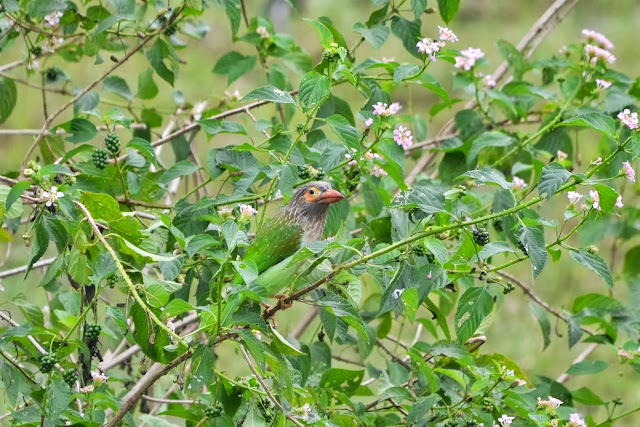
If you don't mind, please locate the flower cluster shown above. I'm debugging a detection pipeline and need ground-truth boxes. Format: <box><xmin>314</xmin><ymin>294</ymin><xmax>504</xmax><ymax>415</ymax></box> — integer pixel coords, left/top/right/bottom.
<box><xmin>618</xmin><ymin>109</ymin><xmax>639</xmax><ymax>130</ymax></box>
<box><xmin>438</xmin><ymin>26</ymin><xmax>458</xmax><ymax>42</ymax></box>
<box><xmin>498</xmin><ymin>414</ymin><xmax>514</xmax><ymax>426</ymax></box>
<box><xmin>416</xmin><ymin>26</ymin><xmax>457</xmax><ymax>60</ymax></box>
<box><xmin>585</xmin><ymin>43</ymin><xmax>616</xmax><ymax>65</ymax></box>
<box><xmin>622</xmin><ymin>161</ymin><xmax>636</xmax><ymax>182</ymax></box>
<box><xmin>512</xmin><ymin>176</ymin><xmax>527</xmax><ymax>191</ymax></box>
<box><xmin>256</xmin><ymin>26</ymin><xmax>270</xmax><ymax>39</ymax></box>
<box><xmin>372</xmin><ymin>102</ymin><xmax>402</xmax><ymax>116</ymax></box>
<box><xmin>393</xmin><ymin>126</ymin><xmax>413</xmax><ymax>150</ymax></box>
<box><xmin>455</xmin><ymin>47</ymin><xmax>485</xmax><ymax>71</ymax></box>
<box><xmin>91</xmin><ymin>370</ymin><xmax>109</xmax><ymax>384</ymax></box>
<box><xmin>537</xmin><ymin>396</ymin><xmax>563</xmax><ymax>411</ymax></box>
<box><xmin>42</xmin><ymin>186</ymin><xmax>64</xmax><ymax>207</ymax></box>
<box><xmin>238</xmin><ymin>204</ymin><xmax>258</xmax><ymax>219</ymax></box>
<box><xmin>44</xmin><ymin>11</ymin><xmax>63</xmax><ymax>27</ymax></box>
<box><xmin>370</xmin><ymin>164</ymin><xmax>388</xmax><ymax>178</ymax></box>
<box><xmin>582</xmin><ymin>29</ymin><xmax>614</xmax><ymax>50</ymax></box>
<box><xmin>568</xmin><ymin>413</ymin><xmax>587</xmax><ymax>427</ymax></box>
<box><xmin>595</xmin><ymin>78</ymin><xmax>611</xmax><ymax>90</ymax></box>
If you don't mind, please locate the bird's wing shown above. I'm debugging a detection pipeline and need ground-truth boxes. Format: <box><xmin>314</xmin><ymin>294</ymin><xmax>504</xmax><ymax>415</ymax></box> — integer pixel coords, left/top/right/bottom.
<box><xmin>243</xmin><ymin>215</ymin><xmax>303</xmax><ymax>273</ymax></box>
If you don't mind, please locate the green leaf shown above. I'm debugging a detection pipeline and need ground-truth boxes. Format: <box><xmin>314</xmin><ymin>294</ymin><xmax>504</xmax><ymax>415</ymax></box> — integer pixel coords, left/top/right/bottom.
<box><xmin>60</xmin><ymin>118</ymin><xmax>98</xmax><ymax>143</ymax></box>
<box><xmin>572</xmin><ymin>387</ymin><xmax>605</xmax><ymax>405</ymax></box>
<box><xmin>319</xmin><ymin>368</ymin><xmax>364</xmax><ymax>396</ymax></box>
<box><xmin>108</xmin><ymin>0</ymin><xmax>135</xmax><ymax>18</ymax></box>
<box><xmin>74</xmin><ymin>92</ymin><xmax>100</xmax><ymax>114</ymax></box>
<box><xmin>137</xmin><ymin>69</ymin><xmax>158</xmax><ymax>100</ymax></box>
<box><xmin>198</xmin><ymin>119</ymin><xmax>247</xmax><ymax>136</ymax></box>
<box><xmin>39</xmin><ymin>164</ymin><xmax>73</xmax><ymax>176</ymax></box>
<box><xmin>455</xmin><ymin>287</ymin><xmax>493</xmax><ymax>343</ymax></box>
<box><xmin>146</xmin><ymin>39</ymin><xmax>179</xmax><ymax>86</ymax></box>
<box><xmin>138</xmin><ymin>415</ymin><xmax>181</xmax><ymax>427</ymax></box>
<box><xmin>408</xmin><ymin>395</ymin><xmax>439</xmax><ymax>425</ymax></box>
<box><xmin>298</xmin><ymin>71</ymin><xmax>331</xmax><ymax>111</ymax></box>
<box><xmin>212</xmin><ymin>51</ymin><xmax>257</xmax><ymax>85</ymax></box>
<box><xmin>241</xmin><ymin>85</ymin><xmax>295</xmax><ymax>104</ymax></box>
<box><xmin>303</xmin><ymin>18</ymin><xmax>334</xmax><ymax>48</ymax></box>
<box><xmin>557</xmin><ymin>112</ymin><xmax>616</xmax><ymax>135</ymax></box>
<box><xmin>477</xmin><ymin>241</ymin><xmax>516</xmax><ymax>260</ymax></box>
<box><xmin>458</xmin><ymin>168</ymin><xmax>512</xmax><ymax>190</ymax></box>
<box><xmin>390</xmin><ymin>16</ymin><xmax>422</xmax><ymax>58</ymax></box>
<box><xmin>270</xmin><ymin>326</ymin><xmax>305</xmax><ymax>355</ymax></box>
<box><xmin>127</xmin><ymin>137</ymin><xmax>160</xmax><ymax>166</ymax></box>
<box><xmin>79</xmin><ymin>192</ymin><xmax>122</xmax><ymax>221</ymax></box>
<box><xmin>43</xmin><ymin>380</ymin><xmax>71</xmax><ymax>427</ymax></box>
<box><xmin>13</xmin><ymin>297</ymin><xmax>44</xmax><ymax>328</ymax></box>
<box><xmin>518</xmin><ymin>226</ymin><xmax>547</xmax><ymax>278</ymax></box>
<box><xmin>437</xmin><ymin>0</ymin><xmax>460</xmax><ymax>23</ymax></box>
<box><xmin>569</xmin><ymin>250</ymin><xmax>614</xmax><ymax>289</ymax></box>
<box><xmin>411</xmin><ymin>0</ymin><xmax>428</xmax><ymax>19</ymax></box>
<box><xmin>566</xmin><ymin>360</ymin><xmax>608</xmax><ymax>375</ymax></box>
<box><xmin>0</xmin><ymin>77</ymin><xmax>17</xmax><ymax>125</ymax></box>
<box><xmin>219</xmin><ymin>0</ymin><xmax>241</xmax><ymax>36</ymax></box>
<box><xmin>530</xmin><ymin>303</ymin><xmax>551</xmax><ymax>349</ymax></box>
<box><xmin>393</xmin><ymin>64</ymin><xmax>421</xmax><ymax>85</ymax></box>
<box><xmin>27</xmin><ymin>222</ymin><xmax>49</xmax><ymax>276</ymax></box>
<box><xmin>5</xmin><ymin>181</ymin><xmax>30</xmax><ymax>213</ymax></box>
<box><xmin>467</xmin><ymin>131</ymin><xmax>515</xmax><ymax>167</ymax></box>
<box><xmin>538</xmin><ymin>162</ymin><xmax>571</xmax><ymax>199</ymax></box>
<box><xmin>232</xmin><ymin>260</ymin><xmax>258</xmax><ymax>285</ymax></box>
<box><xmin>326</xmin><ymin>114</ymin><xmax>361</xmax><ymax>149</ymax></box>
<box><xmin>352</xmin><ymin>23</ymin><xmax>390</xmax><ymax>49</ymax></box>
<box><xmin>161</xmin><ymin>160</ymin><xmax>200</xmax><ymax>184</ymax></box>
<box><xmin>27</xmin><ymin>0</ymin><xmax>66</xmax><ymax>17</ymax></box>
<box><xmin>0</xmin><ymin>185</ymin><xmax>23</xmax><ymax>219</ymax></box>
<box><xmin>124</xmin><ymin>240</ymin><xmax>178</xmax><ymax>262</ymax></box>
<box><xmin>593</xmin><ymin>184</ymin><xmax>618</xmax><ymax>212</ymax></box>
<box><xmin>103</xmin><ymin>75</ymin><xmax>133</xmax><ymax>101</ymax></box>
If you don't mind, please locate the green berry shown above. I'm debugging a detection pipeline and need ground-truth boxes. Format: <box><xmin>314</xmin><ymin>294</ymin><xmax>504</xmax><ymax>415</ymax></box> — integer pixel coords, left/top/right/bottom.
<box><xmin>515</xmin><ymin>236</ymin><xmax>528</xmax><ymax>255</ymax></box>
<box><xmin>205</xmin><ymin>402</ymin><xmax>223</xmax><ymax>418</ymax></box>
<box><xmin>92</xmin><ymin>148</ymin><xmax>109</xmax><ymax>169</ymax></box>
<box><xmin>164</xmin><ymin>25</ymin><xmax>177</xmax><ymax>36</ymax></box>
<box><xmin>297</xmin><ymin>165</ymin><xmax>311</xmax><ymax>179</ymax></box>
<box><xmin>472</xmin><ymin>227</ymin><xmax>489</xmax><ymax>246</ymax></box>
<box><xmin>106</xmin><ymin>274</ymin><xmax>118</xmax><ymax>288</ymax></box>
<box><xmin>315</xmin><ymin>167</ymin><xmax>325</xmax><ymax>179</ymax></box>
<box><xmin>105</xmin><ymin>132</ymin><xmax>120</xmax><ymax>154</ymax></box>
<box><xmin>85</xmin><ymin>324</ymin><xmax>101</xmax><ymax>342</ymax></box>
<box><xmin>63</xmin><ymin>369</ymin><xmax>78</xmax><ymax>386</ymax></box>
<box><xmin>39</xmin><ymin>352</ymin><xmax>56</xmax><ymax>373</ymax></box>
<box><xmin>30</xmin><ymin>46</ymin><xmax>42</xmax><ymax>57</ymax></box>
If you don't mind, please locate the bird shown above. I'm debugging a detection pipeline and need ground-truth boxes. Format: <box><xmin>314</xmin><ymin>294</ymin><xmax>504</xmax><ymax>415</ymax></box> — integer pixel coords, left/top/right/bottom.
<box><xmin>223</xmin><ymin>181</ymin><xmax>345</xmax><ymax>319</ymax></box>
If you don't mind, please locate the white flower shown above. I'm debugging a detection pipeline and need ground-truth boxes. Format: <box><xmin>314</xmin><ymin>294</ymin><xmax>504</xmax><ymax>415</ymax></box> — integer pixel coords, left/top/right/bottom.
<box><xmin>596</xmin><ymin>79</ymin><xmax>611</xmax><ymax>90</ymax></box>
<box><xmin>365</xmin><ymin>118</ymin><xmax>374</xmax><ymax>127</ymax></box>
<box><xmin>567</xmin><ymin>191</ymin><xmax>582</xmax><ymax>205</ymax></box>
<box><xmin>301</xmin><ymin>403</ymin><xmax>311</xmax><ymax>420</ymax></box>
<box><xmin>363</xmin><ymin>151</ymin><xmax>381</xmax><ymax>161</ymax></box>
<box><xmin>568</xmin><ymin>413</ymin><xmax>587</xmax><ymax>427</ymax></box>
<box><xmin>585</xmin><ymin>44</ymin><xmax>616</xmax><ymax>64</ymax></box>
<box><xmin>166</xmin><ymin>318</ymin><xmax>176</xmax><ymax>333</ymax></box>
<box><xmin>224</xmin><ymin>90</ymin><xmax>242</xmax><ymax>101</ymax></box>
<box><xmin>438</xmin><ymin>26</ymin><xmax>458</xmax><ymax>42</ymax></box>
<box><xmin>381</xmin><ymin>57</ymin><xmax>395</xmax><ymax>63</ymax></box>
<box><xmin>44</xmin><ymin>11</ymin><xmax>63</xmax><ymax>27</ymax></box>
<box><xmin>91</xmin><ymin>370</ymin><xmax>109</xmax><ymax>384</ymax></box>
<box><xmin>615</xmin><ymin>195</ymin><xmax>623</xmax><ymax>208</ymax></box>
<box><xmin>537</xmin><ymin>396</ymin><xmax>563</xmax><ymax>410</ymax></box>
<box><xmin>589</xmin><ymin>190</ymin><xmax>601</xmax><ymax>211</ymax></box>
<box><xmin>416</xmin><ymin>37</ymin><xmax>441</xmax><ymax>59</ymax></box>
<box><xmin>591</xmin><ymin>157</ymin><xmax>602</xmax><ymax>166</ymax></box>
<box><xmin>256</xmin><ymin>26</ymin><xmax>270</xmax><ymax>39</ymax></box>
<box><xmin>218</xmin><ymin>207</ymin><xmax>233</xmax><ymax>218</ymax></box>
<box><xmin>273</xmin><ymin>88</ymin><xmax>286</xmax><ymax>96</ymax></box>
<box><xmin>65</xmin><ymin>421</ymin><xmax>72</xmax><ymax>426</ymax></box>
<box><xmin>27</xmin><ymin>60</ymin><xmax>40</xmax><ymax>70</ymax></box>
<box><xmin>512</xmin><ymin>176</ymin><xmax>527</xmax><ymax>191</ymax></box>
<box><xmin>557</xmin><ymin>150</ymin><xmax>568</xmax><ymax>162</ymax></box>
<box><xmin>252</xmin><ymin>329</ymin><xmax>262</xmax><ymax>340</ymax></box>
<box><xmin>513</xmin><ymin>378</ymin><xmax>526</xmax><ymax>386</ymax></box>
<box><xmin>80</xmin><ymin>385</ymin><xmax>94</xmax><ymax>393</ymax></box>
<box><xmin>618</xmin><ymin>109</ymin><xmax>639</xmax><ymax>130</ymax></box>
<box><xmin>455</xmin><ymin>47</ymin><xmax>485</xmax><ymax>70</ymax></box>
<box><xmin>44</xmin><ymin>36</ymin><xmax>64</xmax><ymax>53</ymax></box>
<box><xmin>393</xmin><ymin>126</ymin><xmax>413</xmax><ymax>150</ymax></box>
<box><xmin>581</xmin><ymin>29</ymin><xmax>614</xmax><ymax>50</ymax></box>
<box><xmin>370</xmin><ymin>164</ymin><xmax>387</xmax><ymax>178</ymax></box>
<box><xmin>392</xmin><ymin>288</ymin><xmax>405</xmax><ymax>299</ymax></box>
<box><xmin>388</xmin><ymin>102</ymin><xmax>402</xmax><ymax>115</ymax></box>
<box><xmin>482</xmin><ymin>75</ymin><xmax>496</xmax><ymax>88</ymax></box>
<box><xmin>42</xmin><ymin>186</ymin><xmax>64</xmax><ymax>207</ymax></box>
<box><xmin>498</xmin><ymin>414</ymin><xmax>514</xmax><ymax>426</ymax></box>
<box><xmin>238</xmin><ymin>204</ymin><xmax>258</xmax><ymax>218</ymax></box>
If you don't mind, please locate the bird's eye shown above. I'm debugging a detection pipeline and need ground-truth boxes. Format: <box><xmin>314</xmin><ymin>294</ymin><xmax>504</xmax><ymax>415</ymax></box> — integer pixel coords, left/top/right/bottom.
<box><xmin>308</xmin><ymin>189</ymin><xmax>316</xmax><ymax>195</ymax></box>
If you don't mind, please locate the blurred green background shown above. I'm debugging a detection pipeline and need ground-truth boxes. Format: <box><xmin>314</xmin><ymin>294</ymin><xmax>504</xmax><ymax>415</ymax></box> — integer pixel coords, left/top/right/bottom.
<box><xmin>1</xmin><ymin>0</ymin><xmax>640</xmax><ymax>424</ymax></box>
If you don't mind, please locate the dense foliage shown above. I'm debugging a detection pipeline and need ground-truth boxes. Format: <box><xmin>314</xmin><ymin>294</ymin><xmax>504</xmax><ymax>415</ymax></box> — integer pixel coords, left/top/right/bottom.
<box><xmin>0</xmin><ymin>0</ymin><xmax>639</xmax><ymax>426</ymax></box>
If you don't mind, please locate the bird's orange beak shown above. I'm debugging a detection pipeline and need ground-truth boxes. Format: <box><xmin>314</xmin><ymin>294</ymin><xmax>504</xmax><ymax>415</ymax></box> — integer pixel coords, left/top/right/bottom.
<box><xmin>317</xmin><ymin>188</ymin><xmax>345</xmax><ymax>204</ymax></box>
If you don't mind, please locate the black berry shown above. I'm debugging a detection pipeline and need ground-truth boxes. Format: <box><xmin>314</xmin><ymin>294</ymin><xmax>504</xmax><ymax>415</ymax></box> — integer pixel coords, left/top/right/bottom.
<box><xmin>105</xmin><ymin>132</ymin><xmax>120</xmax><ymax>154</ymax></box>
<box><xmin>92</xmin><ymin>148</ymin><xmax>108</xmax><ymax>169</ymax></box>
<box><xmin>39</xmin><ymin>352</ymin><xmax>57</xmax><ymax>373</ymax></box>
<box><xmin>473</xmin><ymin>227</ymin><xmax>489</xmax><ymax>246</ymax></box>
<box><xmin>63</xmin><ymin>368</ymin><xmax>78</xmax><ymax>386</ymax></box>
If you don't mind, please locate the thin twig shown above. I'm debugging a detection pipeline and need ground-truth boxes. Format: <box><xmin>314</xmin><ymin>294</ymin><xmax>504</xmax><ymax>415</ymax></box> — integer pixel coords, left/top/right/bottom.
<box><xmin>238</xmin><ymin>343</ymin><xmax>305</xmax><ymax>427</ymax></box>
<box><xmin>0</xmin><ymin>257</ymin><xmax>56</xmax><ymax>279</ymax></box>
<box><xmin>141</xmin><ymin>396</ymin><xmax>195</xmax><ymax>405</ymax></box>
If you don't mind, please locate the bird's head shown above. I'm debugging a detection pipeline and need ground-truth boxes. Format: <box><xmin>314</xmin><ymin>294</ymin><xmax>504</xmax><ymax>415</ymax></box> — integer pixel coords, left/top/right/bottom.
<box><xmin>283</xmin><ymin>181</ymin><xmax>345</xmax><ymax>241</ymax></box>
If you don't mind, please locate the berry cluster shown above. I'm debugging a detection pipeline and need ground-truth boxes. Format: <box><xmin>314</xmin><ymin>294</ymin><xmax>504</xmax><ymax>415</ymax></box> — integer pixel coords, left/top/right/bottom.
<box><xmin>92</xmin><ymin>148</ymin><xmax>109</xmax><ymax>169</ymax></box>
<box><xmin>39</xmin><ymin>352</ymin><xmax>56</xmax><ymax>373</ymax></box>
<box><xmin>472</xmin><ymin>227</ymin><xmax>489</xmax><ymax>246</ymax></box>
<box><xmin>492</xmin><ymin>219</ymin><xmax>503</xmax><ymax>232</ymax></box>
<box><xmin>164</xmin><ymin>25</ymin><xmax>177</xmax><ymax>36</ymax></box>
<box><xmin>204</xmin><ymin>402</ymin><xmax>223</xmax><ymax>418</ymax></box>
<box><xmin>411</xmin><ymin>245</ymin><xmax>435</xmax><ymax>263</ymax></box>
<box><xmin>105</xmin><ymin>132</ymin><xmax>120</xmax><ymax>153</ymax></box>
<box><xmin>63</xmin><ymin>368</ymin><xmax>78</xmax><ymax>386</ymax></box>
<box><xmin>298</xmin><ymin>165</ymin><xmax>311</xmax><ymax>179</ymax></box>
<box><xmin>457</xmin><ymin>184</ymin><xmax>467</xmax><ymax>196</ymax></box>
<box><xmin>503</xmin><ymin>282</ymin><xmax>516</xmax><ymax>295</ymax></box>
<box><xmin>85</xmin><ymin>324</ymin><xmax>101</xmax><ymax>342</ymax></box>
<box><xmin>515</xmin><ymin>236</ymin><xmax>528</xmax><ymax>255</ymax></box>
<box><xmin>106</xmin><ymin>274</ymin><xmax>118</xmax><ymax>288</ymax></box>
<box><xmin>321</xmin><ymin>42</ymin><xmax>346</xmax><ymax>62</ymax></box>
<box><xmin>30</xmin><ymin>46</ymin><xmax>42</xmax><ymax>57</ymax></box>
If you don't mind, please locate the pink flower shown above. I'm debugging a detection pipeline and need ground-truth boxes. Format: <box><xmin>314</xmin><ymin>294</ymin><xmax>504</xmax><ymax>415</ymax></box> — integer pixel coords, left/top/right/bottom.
<box><xmin>589</xmin><ymin>190</ymin><xmax>601</xmax><ymax>211</ymax></box>
<box><xmin>616</xmin><ymin>195</ymin><xmax>623</xmax><ymax>208</ymax></box>
<box><xmin>498</xmin><ymin>415</ymin><xmax>514</xmax><ymax>427</ymax></box>
<box><xmin>567</xmin><ymin>191</ymin><xmax>582</xmax><ymax>205</ymax></box>
<box><xmin>238</xmin><ymin>204</ymin><xmax>258</xmax><ymax>218</ymax></box>
<box><xmin>388</xmin><ymin>102</ymin><xmax>402</xmax><ymax>114</ymax></box>
<box><xmin>585</xmin><ymin>44</ymin><xmax>616</xmax><ymax>64</ymax></box>
<box><xmin>393</xmin><ymin>126</ymin><xmax>413</xmax><ymax>150</ymax></box>
<box><xmin>416</xmin><ymin>38</ymin><xmax>441</xmax><ymax>59</ymax></box>
<box><xmin>44</xmin><ymin>11</ymin><xmax>63</xmax><ymax>27</ymax></box>
<box><xmin>372</xmin><ymin>102</ymin><xmax>401</xmax><ymax>116</ymax></box>
<box><xmin>256</xmin><ymin>26</ymin><xmax>270</xmax><ymax>39</ymax></box>
<box><xmin>363</xmin><ymin>150</ymin><xmax>381</xmax><ymax>161</ymax></box>
<box><xmin>568</xmin><ymin>413</ymin><xmax>587</xmax><ymax>427</ymax></box>
<box><xmin>370</xmin><ymin>164</ymin><xmax>387</xmax><ymax>178</ymax></box>
<box><xmin>582</xmin><ymin>29</ymin><xmax>614</xmax><ymax>50</ymax></box>
<box><xmin>365</xmin><ymin>118</ymin><xmax>374</xmax><ymax>127</ymax></box>
<box><xmin>427</xmin><ymin>271</ymin><xmax>432</xmax><ymax>279</ymax></box>
<box><xmin>622</xmin><ymin>161</ymin><xmax>636</xmax><ymax>182</ymax></box>
<box><xmin>438</xmin><ymin>26</ymin><xmax>458</xmax><ymax>42</ymax></box>
<box><xmin>482</xmin><ymin>75</ymin><xmax>496</xmax><ymax>88</ymax></box>
<box><xmin>512</xmin><ymin>176</ymin><xmax>527</xmax><ymax>190</ymax></box>
<box><xmin>618</xmin><ymin>109</ymin><xmax>639</xmax><ymax>130</ymax></box>
<box><xmin>537</xmin><ymin>396</ymin><xmax>563</xmax><ymax>410</ymax></box>
<box><xmin>381</xmin><ymin>57</ymin><xmax>395</xmax><ymax>63</ymax></box>
<box><xmin>455</xmin><ymin>47</ymin><xmax>485</xmax><ymax>71</ymax></box>
<box><xmin>595</xmin><ymin>79</ymin><xmax>611</xmax><ymax>90</ymax></box>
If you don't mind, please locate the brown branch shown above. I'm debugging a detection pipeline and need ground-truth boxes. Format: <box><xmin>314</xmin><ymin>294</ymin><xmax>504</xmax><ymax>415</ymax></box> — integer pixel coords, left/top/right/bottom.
<box><xmin>105</xmin><ymin>350</ymin><xmax>193</xmax><ymax>426</ymax></box>
<box><xmin>376</xmin><ymin>339</ymin><xmax>411</xmax><ymax>370</ymax></box>
<box><xmin>291</xmin><ymin>306</ymin><xmax>318</xmax><ymax>340</ymax></box>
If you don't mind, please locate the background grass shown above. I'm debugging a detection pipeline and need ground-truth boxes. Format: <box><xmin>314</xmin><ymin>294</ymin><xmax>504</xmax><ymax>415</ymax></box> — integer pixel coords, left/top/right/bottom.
<box><xmin>1</xmin><ymin>0</ymin><xmax>640</xmax><ymax>424</ymax></box>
